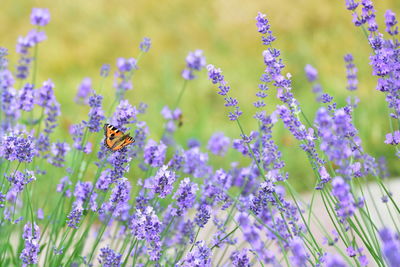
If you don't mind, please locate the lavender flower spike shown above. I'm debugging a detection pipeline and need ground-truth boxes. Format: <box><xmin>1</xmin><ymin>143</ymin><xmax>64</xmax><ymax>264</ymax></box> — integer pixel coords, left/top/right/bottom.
<box><xmin>30</xmin><ymin>8</ymin><xmax>51</xmax><ymax>26</ymax></box>
<box><xmin>149</xmin><ymin>165</ymin><xmax>176</xmax><ymax>198</ymax></box>
<box><xmin>207</xmin><ymin>132</ymin><xmax>230</xmax><ymax>156</ymax></box>
<box><xmin>75</xmin><ymin>77</ymin><xmax>92</xmax><ymax>104</ymax></box>
<box><xmin>20</xmin><ymin>222</ymin><xmax>40</xmax><ymax>266</ymax></box>
<box><xmin>182</xmin><ymin>49</ymin><xmax>206</xmax><ymax>80</ymax></box>
<box><xmin>379</xmin><ymin>228</ymin><xmax>400</xmax><ymax>266</ymax></box>
<box><xmin>305</xmin><ymin>64</ymin><xmax>318</xmax><ymax>82</ymax></box>
<box><xmin>173</xmin><ymin>178</ymin><xmax>199</xmax><ymax>216</ymax></box>
<box><xmin>98</xmin><ymin>246</ymin><xmax>122</xmax><ymax>267</ymax></box>
<box><xmin>139</xmin><ymin>37</ymin><xmax>151</xmax><ymax>52</ymax></box>
<box><xmin>344</xmin><ymin>54</ymin><xmax>358</xmax><ymax>91</ymax></box>
<box><xmin>207</xmin><ymin>64</ymin><xmax>242</xmax><ymax>120</ymax></box>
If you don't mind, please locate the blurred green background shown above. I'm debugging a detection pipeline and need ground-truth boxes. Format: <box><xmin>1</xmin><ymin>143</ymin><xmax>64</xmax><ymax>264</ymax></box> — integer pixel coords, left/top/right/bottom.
<box><xmin>1</xmin><ymin>0</ymin><xmax>399</xmax><ymax>190</ymax></box>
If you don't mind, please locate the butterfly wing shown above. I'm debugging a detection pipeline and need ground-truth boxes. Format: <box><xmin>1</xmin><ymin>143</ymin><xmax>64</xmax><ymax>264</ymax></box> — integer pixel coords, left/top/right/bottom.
<box><xmin>104</xmin><ymin>124</ymin><xmax>124</xmax><ymax>149</ymax></box>
<box><xmin>104</xmin><ymin>124</ymin><xmax>135</xmax><ymax>151</ymax></box>
<box><xmin>111</xmin><ymin>135</ymin><xmax>135</xmax><ymax>151</ymax></box>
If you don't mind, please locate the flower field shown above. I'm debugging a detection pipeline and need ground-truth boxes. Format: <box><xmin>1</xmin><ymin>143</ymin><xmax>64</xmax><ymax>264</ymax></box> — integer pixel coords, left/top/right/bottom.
<box><xmin>1</xmin><ymin>1</ymin><xmax>400</xmax><ymax>266</ymax></box>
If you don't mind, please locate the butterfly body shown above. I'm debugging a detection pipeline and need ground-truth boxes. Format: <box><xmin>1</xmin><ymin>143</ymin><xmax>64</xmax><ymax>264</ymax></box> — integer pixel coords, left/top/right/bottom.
<box><xmin>103</xmin><ymin>123</ymin><xmax>135</xmax><ymax>151</ymax></box>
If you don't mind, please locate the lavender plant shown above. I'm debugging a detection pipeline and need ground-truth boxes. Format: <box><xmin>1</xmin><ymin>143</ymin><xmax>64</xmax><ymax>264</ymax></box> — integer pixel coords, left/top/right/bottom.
<box><xmin>0</xmin><ymin>3</ymin><xmax>400</xmax><ymax>267</ymax></box>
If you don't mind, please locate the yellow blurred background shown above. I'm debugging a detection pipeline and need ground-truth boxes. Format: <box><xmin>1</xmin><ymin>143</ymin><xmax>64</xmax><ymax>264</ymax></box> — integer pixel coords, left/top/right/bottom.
<box><xmin>1</xmin><ymin>0</ymin><xmax>399</xmax><ymax>190</ymax></box>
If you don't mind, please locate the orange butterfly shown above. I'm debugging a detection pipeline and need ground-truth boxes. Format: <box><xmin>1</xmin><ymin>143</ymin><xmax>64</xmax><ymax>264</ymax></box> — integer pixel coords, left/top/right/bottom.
<box><xmin>103</xmin><ymin>123</ymin><xmax>135</xmax><ymax>151</ymax></box>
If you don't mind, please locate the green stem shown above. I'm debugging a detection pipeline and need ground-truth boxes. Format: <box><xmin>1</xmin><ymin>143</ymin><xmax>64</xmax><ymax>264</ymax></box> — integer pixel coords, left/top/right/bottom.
<box><xmin>122</xmin><ymin>238</ymin><xmax>137</xmax><ymax>266</ymax></box>
<box><xmin>189</xmin><ymin>227</ymin><xmax>201</xmax><ymax>252</ymax></box>
<box><xmin>210</xmin><ymin>226</ymin><xmax>240</xmax><ymax>250</ymax></box>
<box><xmin>31</xmin><ymin>34</ymin><xmax>39</xmax><ymax>86</ymax></box>
<box><xmin>172</xmin><ymin>79</ymin><xmax>188</xmax><ymax>110</ymax></box>
<box><xmin>87</xmin><ymin>215</ymin><xmax>112</xmax><ymax>263</ymax></box>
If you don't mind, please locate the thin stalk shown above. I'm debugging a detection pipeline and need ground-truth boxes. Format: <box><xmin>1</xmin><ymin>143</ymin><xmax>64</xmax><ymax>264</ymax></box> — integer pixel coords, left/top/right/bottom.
<box><xmin>87</xmin><ymin>215</ymin><xmax>113</xmax><ymax>263</ymax></box>
<box><xmin>210</xmin><ymin>226</ymin><xmax>240</xmax><ymax>250</ymax></box>
<box><xmin>189</xmin><ymin>227</ymin><xmax>201</xmax><ymax>252</ymax></box>
<box><xmin>172</xmin><ymin>79</ymin><xmax>188</xmax><ymax>110</ymax></box>
<box><xmin>122</xmin><ymin>238</ymin><xmax>137</xmax><ymax>266</ymax></box>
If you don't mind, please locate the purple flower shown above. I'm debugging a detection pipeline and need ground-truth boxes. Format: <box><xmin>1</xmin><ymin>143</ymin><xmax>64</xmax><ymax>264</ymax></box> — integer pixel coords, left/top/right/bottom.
<box><xmin>43</xmin><ymin>100</ymin><xmax>60</xmax><ymax>135</ymax></box>
<box><xmin>129</xmin><ymin>206</ymin><xmax>162</xmax><ymax>261</ymax></box>
<box><xmin>177</xmin><ymin>241</ymin><xmax>211</xmax><ymax>267</ymax></box>
<box><xmin>100</xmin><ymin>64</ymin><xmax>111</xmax><ymax>77</ymax></box>
<box><xmin>230</xmin><ymin>249</ymin><xmax>250</xmax><ymax>267</ymax></box>
<box><xmin>16</xmin><ymin>29</ymin><xmax>47</xmax><ymax>80</ymax></box>
<box><xmin>6</xmin><ymin>170</ymin><xmax>36</xmax><ymax>200</ymax></box>
<box><xmin>378</xmin><ymin>157</ymin><xmax>389</xmax><ymax>179</ymax></box>
<box><xmin>117</xmin><ymin>57</ymin><xmax>137</xmax><ymax>72</ymax></box>
<box><xmin>161</xmin><ymin>106</ymin><xmax>182</xmax><ymax>133</ymax></box>
<box><xmin>207</xmin><ymin>132</ymin><xmax>230</xmax><ymax>156</ymax></box>
<box><xmin>255</xmin><ymin>12</ymin><xmax>275</xmax><ymax>45</ymax></box>
<box><xmin>73</xmin><ymin>181</ymin><xmax>93</xmax><ymax>210</ymax></box>
<box><xmin>0</xmin><ymin>68</ymin><xmax>14</xmax><ymax>90</ymax></box>
<box><xmin>144</xmin><ymin>139</ymin><xmax>167</xmax><ymax>168</ymax></box>
<box><xmin>187</xmin><ymin>138</ymin><xmax>201</xmax><ymax>148</ymax></box>
<box><xmin>173</xmin><ymin>178</ymin><xmax>199</xmax><ymax>216</ymax></box>
<box><xmin>332</xmin><ymin>177</ymin><xmax>356</xmax><ymax>222</ymax></box>
<box><xmin>35</xmin><ymin>79</ymin><xmax>56</xmax><ymax>108</ymax></box>
<box><xmin>85</xmin><ymin>94</ymin><xmax>105</xmax><ymax>132</ymax></box>
<box><xmin>183</xmin><ymin>147</ymin><xmax>211</xmax><ymax>178</ymax></box>
<box><xmin>1</xmin><ymin>80</ymin><xmax>20</xmax><ymax>130</ymax></box>
<box><xmin>236</xmin><ymin>213</ymin><xmax>273</xmax><ymax>264</ymax></box>
<box><xmin>379</xmin><ymin>228</ymin><xmax>400</xmax><ymax>267</ymax></box>
<box><xmin>108</xmin><ymin>150</ymin><xmax>132</xmax><ymax>181</ymax></box>
<box><xmin>345</xmin><ymin>0</ymin><xmax>359</xmax><ymax>11</ymax></box>
<box><xmin>314</xmin><ymin>107</ymin><xmax>367</xmax><ymax>178</ymax></box>
<box><xmin>316</xmin><ymin>166</ymin><xmax>331</xmax><ymax>189</ymax></box>
<box><xmin>346</xmin><ymin>246</ymin><xmax>357</xmax><ymax>257</ymax></box>
<box><xmin>182</xmin><ymin>50</ymin><xmax>206</xmax><ymax>80</ymax></box>
<box><xmin>304</xmin><ymin>64</ymin><xmax>318</xmax><ymax>82</ymax></box>
<box><xmin>148</xmin><ymin>165</ymin><xmax>176</xmax><ymax>198</ymax></box>
<box><xmin>18</xmin><ymin>83</ymin><xmax>35</xmax><ymax>111</ymax></box>
<box><xmin>290</xmin><ymin>237</ymin><xmax>309</xmax><ymax>266</ymax></box>
<box><xmin>98</xmin><ymin>246</ymin><xmax>122</xmax><ymax>267</ymax></box>
<box><xmin>114</xmin><ymin>57</ymin><xmax>137</xmax><ymax>99</ymax></box>
<box><xmin>194</xmin><ymin>203</ymin><xmax>211</xmax><ymax>228</ymax></box>
<box><xmin>108</xmin><ymin>178</ymin><xmax>131</xmax><ymax>216</ymax></box>
<box><xmin>0</xmin><ymin>132</ymin><xmax>36</xmax><ymax>163</ymax></box>
<box><xmin>325</xmin><ymin>253</ymin><xmax>348</xmax><ymax>267</ymax></box>
<box><xmin>110</xmin><ymin>99</ymin><xmax>137</xmax><ymax>131</ymax></box>
<box><xmin>255</xmin><ymin>12</ymin><xmax>326</xmax><ymax>174</ymax></box>
<box><xmin>344</xmin><ymin>54</ymin><xmax>358</xmax><ymax>91</ymax></box>
<box><xmin>139</xmin><ymin>37</ymin><xmax>151</xmax><ymax>52</ymax></box>
<box><xmin>207</xmin><ymin>65</ymin><xmax>225</xmax><ymax>87</ymax></box>
<box><xmin>57</xmin><ymin>176</ymin><xmax>72</xmax><ymax>197</ymax></box>
<box><xmin>276</xmin><ymin>105</ymin><xmax>307</xmax><ymax>140</ymax></box>
<box><xmin>384</xmin><ymin>131</ymin><xmax>400</xmax><ymax>145</ymax></box>
<box><xmin>0</xmin><ymin>47</ymin><xmax>8</xmax><ymax>70</ymax></box>
<box><xmin>96</xmin><ymin>170</ymin><xmax>112</xmax><ymax>192</ymax></box>
<box><xmin>359</xmin><ymin>255</ymin><xmax>369</xmax><ymax>266</ymax></box>
<box><xmin>0</xmin><ymin>193</ymin><xmax>5</xmax><ymax>208</ymax></box>
<box><xmin>20</xmin><ymin>222</ymin><xmax>40</xmax><ymax>266</ymax></box>
<box><xmin>67</xmin><ymin>208</ymin><xmax>83</xmax><ymax>229</ymax></box>
<box><xmin>385</xmin><ymin>10</ymin><xmax>398</xmax><ymax>36</ymax></box>
<box><xmin>48</xmin><ymin>142</ymin><xmax>70</xmax><ymax>167</ymax></box>
<box><xmin>75</xmin><ymin>77</ymin><xmax>92</xmax><ymax>104</ymax></box>
<box><xmin>207</xmin><ymin>64</ymin><xmax>242</xmax><ymax>121</ymax></box>
<box><xmin>200</xmin><ymin>170</ymin><xmax>231</xmax><ymax>208</ymax></box>
<box><xmin>30</xmin><ymin>8</ymin><xmax>50</xmax><ymax>26</ymax></box>
<box><xmin>37</xmin><ymin>208</ymin><xmax>44</xmax><ymax>220</ymax></box>
<box><xmin>168</xmin><ymin>149</ymin><xmax>185</xmax><ymax>171</ymax></box>
<box><xmin>22</xmin><ymin>222</ymin><xmax>40</xmax><ymax>240</ymax></box>
<box><xmin>70</xmin><ymin>123</ymin><xmax>85</xmax><ymax>151</ymax></box>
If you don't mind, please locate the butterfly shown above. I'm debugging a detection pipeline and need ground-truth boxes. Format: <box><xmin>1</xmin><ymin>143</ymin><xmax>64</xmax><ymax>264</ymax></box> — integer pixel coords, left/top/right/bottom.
<box><xmin>103</xmin><ymin>123</ymin><xmax>135</xmax><ymax>151</ymax></box>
